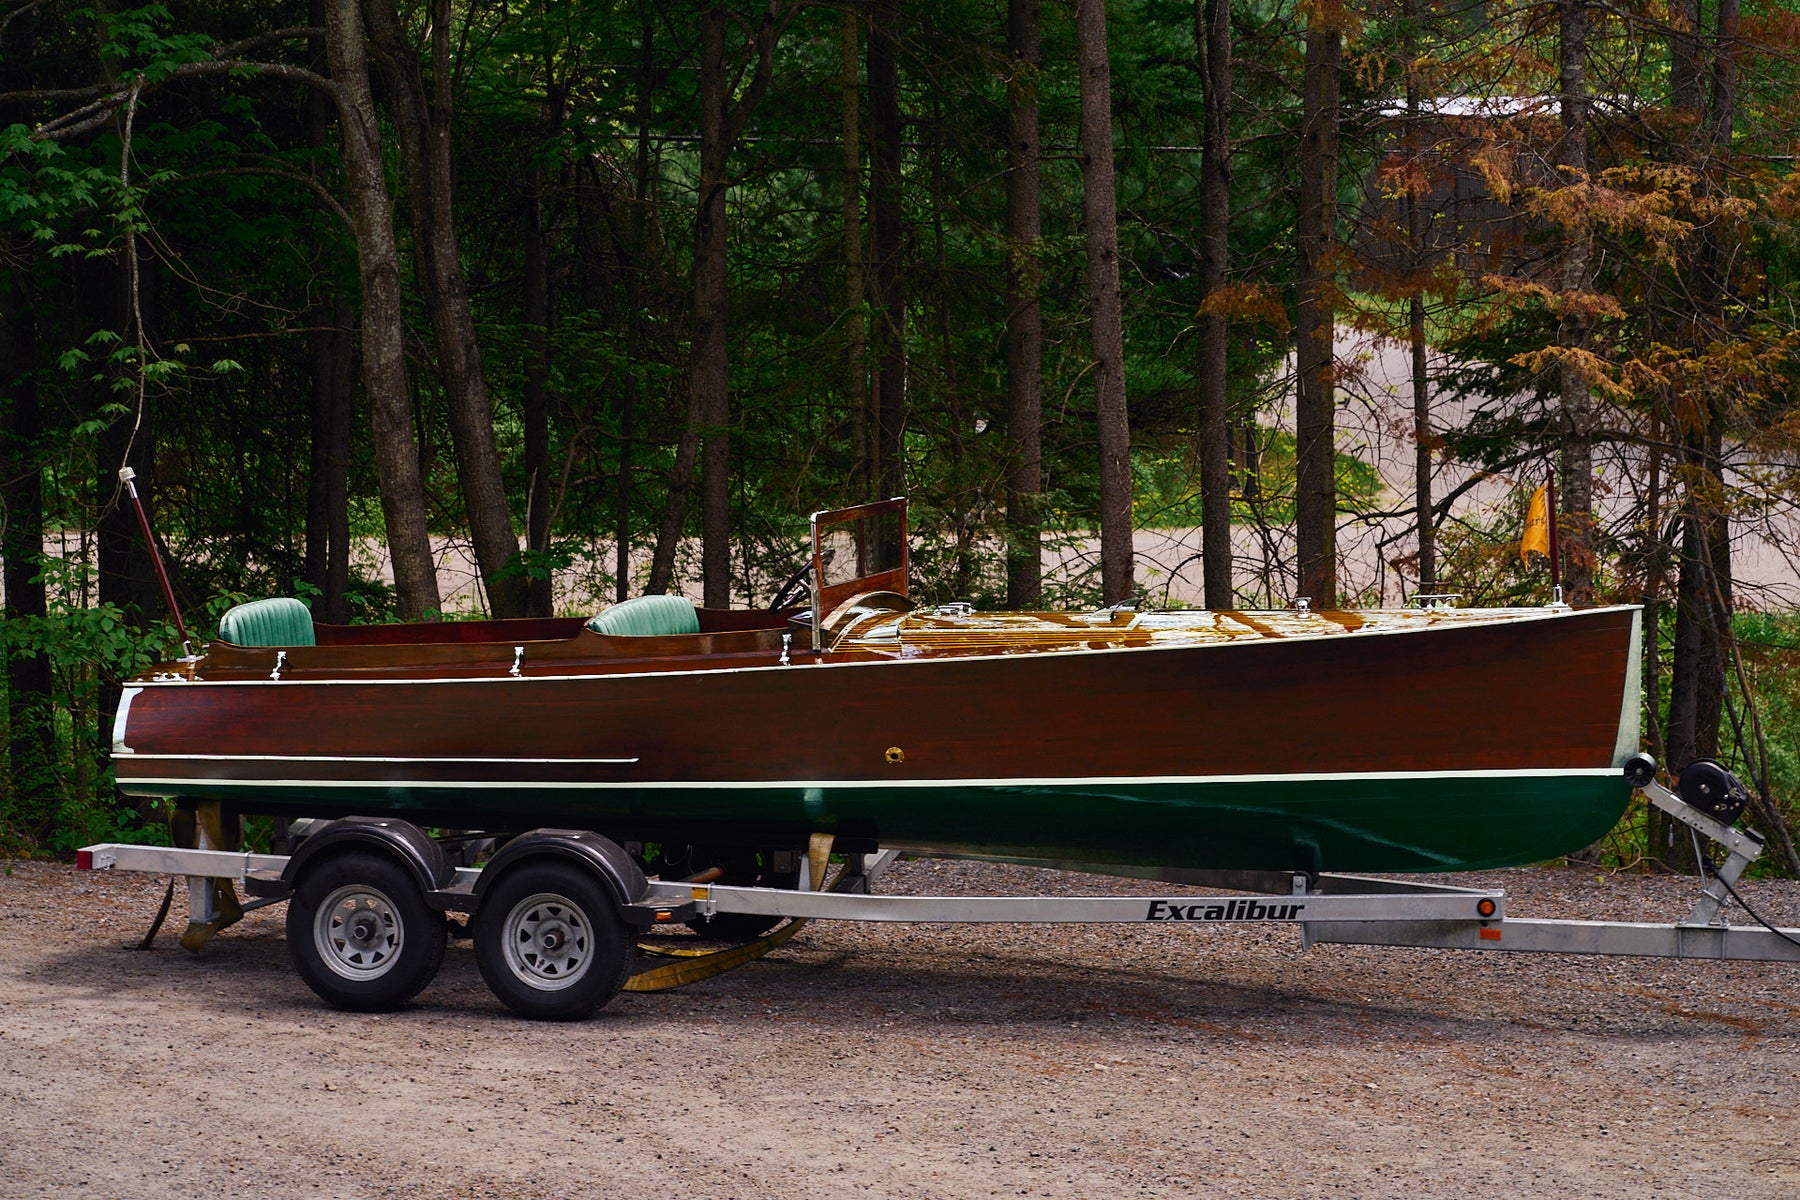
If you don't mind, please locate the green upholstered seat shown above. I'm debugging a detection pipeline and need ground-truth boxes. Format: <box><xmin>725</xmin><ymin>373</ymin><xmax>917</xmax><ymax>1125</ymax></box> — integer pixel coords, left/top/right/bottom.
<box><xmin>586</xmin><ymin>594</ymin><xmax>701</xmax><ymax>637</ymax></box>
<box><xmin>219</xmin><ymin>597</ymin><xmax>317</xmax><ymax>647</ymax></box>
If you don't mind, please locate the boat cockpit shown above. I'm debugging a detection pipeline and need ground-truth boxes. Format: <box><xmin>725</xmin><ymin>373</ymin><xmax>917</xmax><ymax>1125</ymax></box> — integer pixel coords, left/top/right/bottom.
<box><xmin>191</xmin><ymin>499</ymin><xmax>914</xmax><ymax>679</ymax></box>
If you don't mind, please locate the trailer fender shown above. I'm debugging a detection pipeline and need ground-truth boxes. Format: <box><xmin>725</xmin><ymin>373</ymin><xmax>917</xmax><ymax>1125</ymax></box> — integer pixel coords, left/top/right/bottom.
<box><xmin>473</xmin><ymin>830</ymin><xmax>653</xmax><ymax>920</ymax></box>
<box><xmin>275</xmin><ymin>817</ymin><xmax>454</xmax><ymax>900</ymax></box>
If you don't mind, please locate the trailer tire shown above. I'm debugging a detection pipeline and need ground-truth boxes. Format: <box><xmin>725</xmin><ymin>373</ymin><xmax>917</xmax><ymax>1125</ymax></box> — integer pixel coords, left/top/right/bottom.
<box><xmin>286</xmin><ymin>850</ymin><xmax>447</xmax><ymax>1013</ymax></box>
<box><xmin>473</xmin><ymin>861</ymin><xmax>634</xmax><ymax>1021</ymax></box>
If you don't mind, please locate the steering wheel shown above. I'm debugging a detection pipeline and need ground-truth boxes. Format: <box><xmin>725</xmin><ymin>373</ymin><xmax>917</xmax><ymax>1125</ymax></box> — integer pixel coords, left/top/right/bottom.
<box><xmin>768</xmin><ymin>558</ymin><xmax>814</xmax><ymax>612</ymax></box>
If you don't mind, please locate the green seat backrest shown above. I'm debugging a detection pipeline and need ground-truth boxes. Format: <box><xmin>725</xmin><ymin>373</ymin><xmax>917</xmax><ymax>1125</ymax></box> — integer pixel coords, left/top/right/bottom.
<box><xmin>219</xmin><ymin>597</ymin><xmax>317</xmax><ymax>647</ymax></box>
<box><xmin>586</xmin><ymin>594</ymin><xmax>701</xmax><ymax>637</ymax></box>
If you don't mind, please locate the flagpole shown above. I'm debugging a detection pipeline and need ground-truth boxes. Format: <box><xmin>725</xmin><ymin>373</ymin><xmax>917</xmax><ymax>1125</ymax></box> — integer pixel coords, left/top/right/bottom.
<box><xmin>119</xmin><ymin>467</ymin><xmax>191</xmax><ymax>655</ymax></box>
<box><xmin>1547</xmin><ymin>472</ymin><xmax>1563</xmax><ymax>605</ymax></box>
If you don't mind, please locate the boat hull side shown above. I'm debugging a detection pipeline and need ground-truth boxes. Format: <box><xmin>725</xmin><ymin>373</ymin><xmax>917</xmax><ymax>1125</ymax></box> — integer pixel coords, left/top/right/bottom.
<box><xmin>114</xmin><ymin>606</ymin><xmax>1640</xmax><ymax>873</ymax></box>
<box><xmin>116</xmin><ymin>768</ymin><xmax>1629</xmax><ymax>874</ymax></box>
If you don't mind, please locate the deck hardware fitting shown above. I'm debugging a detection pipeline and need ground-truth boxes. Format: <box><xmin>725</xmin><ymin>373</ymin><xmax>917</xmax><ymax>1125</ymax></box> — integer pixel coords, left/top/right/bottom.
<box><xmin>268</xmin><ymin>651</ymin><xmax>286</xmax><ymax>681</ymax></box>
<box><xmin>1410</xmin><ymin>593</ymin><xmax>1463</xmax><ymax>611</ymax></box>
<box><xmin>510</xmin><ymin>646</ymin><xmax>524</xmax><ymax>677</ymax></box>
<box><xmin>780</xmin><ymin>633</ymin><xmax>791</xmax><ymax>666</ymax></box>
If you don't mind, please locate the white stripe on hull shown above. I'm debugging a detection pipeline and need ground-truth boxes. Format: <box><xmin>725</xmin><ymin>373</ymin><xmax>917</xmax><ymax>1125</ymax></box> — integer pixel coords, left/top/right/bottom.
<box><xmin>115</xmin><ymin>765</ymin><xmax>1621</xmax><ymax>792</ymax></box>
<box><xmin>119</xmin><ymin>753</ymin><xmax>640</xmax><ymax>765</ymax></box>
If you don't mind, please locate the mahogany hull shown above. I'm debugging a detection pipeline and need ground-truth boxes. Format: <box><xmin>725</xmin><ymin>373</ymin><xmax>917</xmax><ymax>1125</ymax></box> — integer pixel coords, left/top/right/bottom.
<box><xmin>112</xmin><ymin>606</ymin><xmax>1642</xmax><ymax>873</ymax></box>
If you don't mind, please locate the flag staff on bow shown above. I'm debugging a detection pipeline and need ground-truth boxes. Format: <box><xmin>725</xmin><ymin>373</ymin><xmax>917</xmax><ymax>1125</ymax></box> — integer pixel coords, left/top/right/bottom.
<box><xmin>1520</xmin><ymin>473</ymin><xmax>1563</xmax><ymax>606</ymax></box>
<box><xmin>119</xmin><ymin>467</ymin><xmax>191</xmax><ymax>656</ymax></box>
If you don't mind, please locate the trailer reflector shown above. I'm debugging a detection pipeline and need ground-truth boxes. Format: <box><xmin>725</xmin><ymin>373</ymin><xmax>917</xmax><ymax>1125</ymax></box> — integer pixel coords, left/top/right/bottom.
<box><xmin>75</xmin><ymin>850</ymin><xmax>93</xmax><ymax>871</ymax></box>
<box><xmin>1479</xmin><ymin>928</ymin><xmax>1502</xmax><ymax>940</ymax></box>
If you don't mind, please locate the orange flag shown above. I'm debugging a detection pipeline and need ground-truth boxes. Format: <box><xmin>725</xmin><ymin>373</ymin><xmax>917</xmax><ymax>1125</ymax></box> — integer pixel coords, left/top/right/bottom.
<box><xmin>1520</xmin><ymin>484</ymin><xmax>1550</xmax><ymax>562</ymax></box>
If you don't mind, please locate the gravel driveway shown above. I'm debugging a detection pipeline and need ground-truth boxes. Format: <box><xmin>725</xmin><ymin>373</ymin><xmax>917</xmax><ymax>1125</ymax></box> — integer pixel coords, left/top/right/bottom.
<box><xmin>3</xmin><ymin>856</ymin><xmax>1798</xmax><ymax>1199</ymax></box>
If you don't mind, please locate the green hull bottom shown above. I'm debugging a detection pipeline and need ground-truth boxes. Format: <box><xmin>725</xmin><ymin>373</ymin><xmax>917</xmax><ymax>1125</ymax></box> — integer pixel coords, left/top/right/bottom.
<box><xmin>162</xmin><ymin>769</ymin><xmax>1633</xmax><ymax>874</ymax></box>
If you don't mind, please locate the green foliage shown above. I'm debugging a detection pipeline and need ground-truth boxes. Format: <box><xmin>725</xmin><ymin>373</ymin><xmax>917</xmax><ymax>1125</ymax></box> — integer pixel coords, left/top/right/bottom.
<box><xmin>84</xmin><ymin>4</ymin><xmax>216</xmax><ymax>79</ymax></box>
<box><xmin>0</xmin><ymin>127</ymin><xmax>121</xmax><ymax>256</ymax></box>
<box><xmin>0</xmin><ymin>555</ymin><xmax>183</xmax><ymax>853</ymax></box>
<box><xmin>1582</xmin><ymin>610</ymin><xmax>1800</xmax><ymax>878</ymax></box>
<box><xmin>1132</xmin><ymin>432</ymin><xmax>1386</xmax><ymax>528</ymax></box>
<box><xmin>1734</xmin><ymin>612</ymin><xmax>1800</xmax><ymax>860</ymax></box>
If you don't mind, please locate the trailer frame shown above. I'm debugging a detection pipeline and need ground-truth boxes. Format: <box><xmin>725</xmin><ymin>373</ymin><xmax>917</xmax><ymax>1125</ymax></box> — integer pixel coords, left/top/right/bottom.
<box><xmin>74</xmin><ymin>764</ymin><xmax>1800</xmax><ymax>1019</ymax></box>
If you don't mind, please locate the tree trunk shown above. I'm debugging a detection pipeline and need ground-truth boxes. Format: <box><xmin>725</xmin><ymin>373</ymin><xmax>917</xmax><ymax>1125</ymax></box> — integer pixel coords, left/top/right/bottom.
<box><xmin>1709</xmin><ymin>0</ymin><xmax>1738</xmax><ymax>148</ymax></box>
<box><xmin>1196</xmin><ymin>0</ymin><xmax>1232</xmax><ymax>608</ymax></box>
<box><xmin>1666</xmin><ymin>463</ymin><xmax>1730</xmax><ymax>772</ymax></box>
<box><xmin>1005</xmin><ymin>0</ymin><xmax>1044</xmax><ymax>608</ymax></box>
<box><xmin>0</xmin><ymin>20</ymin><xmax>49</xmax><ymax>837</ymax></box>
<box><xmin>522</xmin><ymin>87</ymin><xmax>564</xmax><ymax>619</ymax></box>
<box><xmin>306</xmin><ymin>296</ymin><xmax>355</xmax><ymax>624</ymax></box>
<box><xmin>1699</xmin><ymin>0</ymin><xmax>1737</xmax><ymax>763</ymax></box>
<box><xmin>843</xmin><ymin>11</ymin><xmax>872</xmax><ymax>506</ymax></box>
<box><xmin>1404</xmin><ymin>0</ymin><xmax>1433</xmax><ymax>594</ymax></box>
<box><xmin>1667</xmin><ymin>0</ymin><xmax>1740</xmax><ymax>782</ymax></box>
<box><xmin>1294</xmin><ymin>23</ymin><xmax>1340</xmax><ymax>608</ymax></box>
<box><xmin>522</xmin><ymin>150</ymin><xmax>553</xmax><ymax>617</ymax></box>
<box><xmin>1556</xmin><ymin>0</ymin><xmax>1597</xmax><ymax>607</ymax></box>
<box><xmin>1</xmin><ymin>250</ymin><xmax>55</xmax><ymax>841</ymax></box>
<box><xmin>78</xmin><ymin>240</ymin><xmax>150</xmax><ymax>629</ymax></box>
<box><xmin>1411</xmin><ymin>300</ymin><xmax>1433</xmax><ymax>594</ymax></box>
<box><xmin>324</xmin><ymin>0</ymin><xmax>440</xmax><ymax>618</ymax></box>
<box><xmin>619</xmin><ymin>2</ymin><xmax>655</xmax><ymax>602</ymax></box>
<box><xmin>302</xmin><ymin>9</ymin><xmax>335</xmax><ymax>615</ymax></box>
<box><xmin>363</xmin><ymin>0</ymin><xmax>525</xmax><ymax>619</ymax></box>
<box><xmin>1076</xmin><ymin>0</ymin><xmax>1133</xmax><ymax>605</ymax></box>
<box><xmin>304</xmin><ymin>314</ymin><xmax>334</xmax><ymax>601</ymax></box>
<box><xmin>302</xmin><ymin>32</ymin><xmax>355</xmax><ymax>625</ymax></box>
<box><xmin>647</xmin><ymin>397</ymin><xmax>703</xmax><ymax>596</ymax></box>
<box><xmin>325</xmin><ymin>295</ymin><xmax>354</xmax><ymax>624</ymax></box>
<box><xmin>694</xmin><ymin>5</ymin><xmax>733</xmax><ymax>609</ymax></box>
<box><xmin>0</xmin><ymin>0</ymin><xmax>49</xmax><ymax>836</ymax></box>
<box><xmin>869</xmin><ymin>0</ymin><xmax>907</xmax><ymax>503</ymax></box>
<box><xmin>1670</xmin><ymin>0</ymin><xmax>1704</xmax><ymax>113</ymax></box>
<box><xmin>1642</xmin><ymin>411</ymin><xmax>1679</xmax><ymax>866</ymax></box>
<box><xmin>653</xmin><ymin>2</ymin><xmax>785</xmax><ymax>604</ymax></box>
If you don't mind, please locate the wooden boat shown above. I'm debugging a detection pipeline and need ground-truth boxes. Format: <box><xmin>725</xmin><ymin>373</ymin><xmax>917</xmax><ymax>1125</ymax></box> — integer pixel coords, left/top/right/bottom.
<box><xmin>111</xmin><ymin>499</ymin><xmax>1643</xmax><ymax>876</ymax></box>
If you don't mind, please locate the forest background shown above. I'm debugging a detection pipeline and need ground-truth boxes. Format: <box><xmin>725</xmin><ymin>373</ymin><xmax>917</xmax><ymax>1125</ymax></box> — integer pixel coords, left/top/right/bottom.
<box><xmin>2</xmin><ymin>0</ymin><xmax>1798</xmax><ymax>871</ymax></box>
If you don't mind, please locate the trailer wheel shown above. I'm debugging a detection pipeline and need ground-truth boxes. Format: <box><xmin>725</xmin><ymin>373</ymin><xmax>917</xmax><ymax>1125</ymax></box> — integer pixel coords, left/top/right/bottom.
<box><xmin>473</xmin><ymin>862</ymin><xmax>634</xmax><ymax>1021</ymax></box>
<box><xmin>286</xmin><ymin>850</ymin><xmax>447</xmax><ymax>1012</ymax></box>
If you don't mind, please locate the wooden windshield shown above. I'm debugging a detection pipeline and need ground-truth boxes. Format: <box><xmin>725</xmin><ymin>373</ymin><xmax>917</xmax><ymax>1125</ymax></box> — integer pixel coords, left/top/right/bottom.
<box><xmin>811</xmin><ymin>497</ymin><xmax>908</xmax><ymax>621</ymax></box>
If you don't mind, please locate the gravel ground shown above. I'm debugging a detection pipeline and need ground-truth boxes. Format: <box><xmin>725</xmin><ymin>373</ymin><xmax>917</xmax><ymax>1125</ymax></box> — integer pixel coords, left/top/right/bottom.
<box><xmin>3</xmin><ymin>855</ymin><xmax>1799</xmax><ymax>1199</ymax></box>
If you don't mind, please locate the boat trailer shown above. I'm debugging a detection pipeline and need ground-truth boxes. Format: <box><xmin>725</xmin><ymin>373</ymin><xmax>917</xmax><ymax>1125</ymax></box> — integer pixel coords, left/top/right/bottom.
<box><xmin>77</xmin><ymin>755</ymin><xmax>1800</xmax><ymax>1020</ymax></box>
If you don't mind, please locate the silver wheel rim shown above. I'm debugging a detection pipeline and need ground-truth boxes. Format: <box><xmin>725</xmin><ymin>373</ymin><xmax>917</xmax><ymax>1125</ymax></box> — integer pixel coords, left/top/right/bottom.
<box><xmin>314</xmin><ymin>883</ymin><xmax>404</xmax><ymax>981</ymax></box>
<box><xmin>500</xmin><ymin>892</ymin><xmax>594</xmax><ymax>992</ymax></box>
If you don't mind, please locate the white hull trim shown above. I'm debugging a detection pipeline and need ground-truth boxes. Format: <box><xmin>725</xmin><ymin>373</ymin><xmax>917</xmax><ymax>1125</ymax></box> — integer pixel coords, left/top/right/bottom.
<box><xmin>116</xmin><ymin>764</ymin><xmax>1624</xmax><ymax>793</ymax></box>
<box><xmin>119</xmin><ymin>753</ymin><xmax>640</xmax><ymax>765</ymax></box>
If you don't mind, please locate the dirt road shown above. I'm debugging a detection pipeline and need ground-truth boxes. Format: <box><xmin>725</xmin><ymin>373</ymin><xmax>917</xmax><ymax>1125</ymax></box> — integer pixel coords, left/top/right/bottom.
<box><xmin>3</xmin><ymin>857</ymin><xmax>1798</xmax><ymax>1199</ymax></box>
